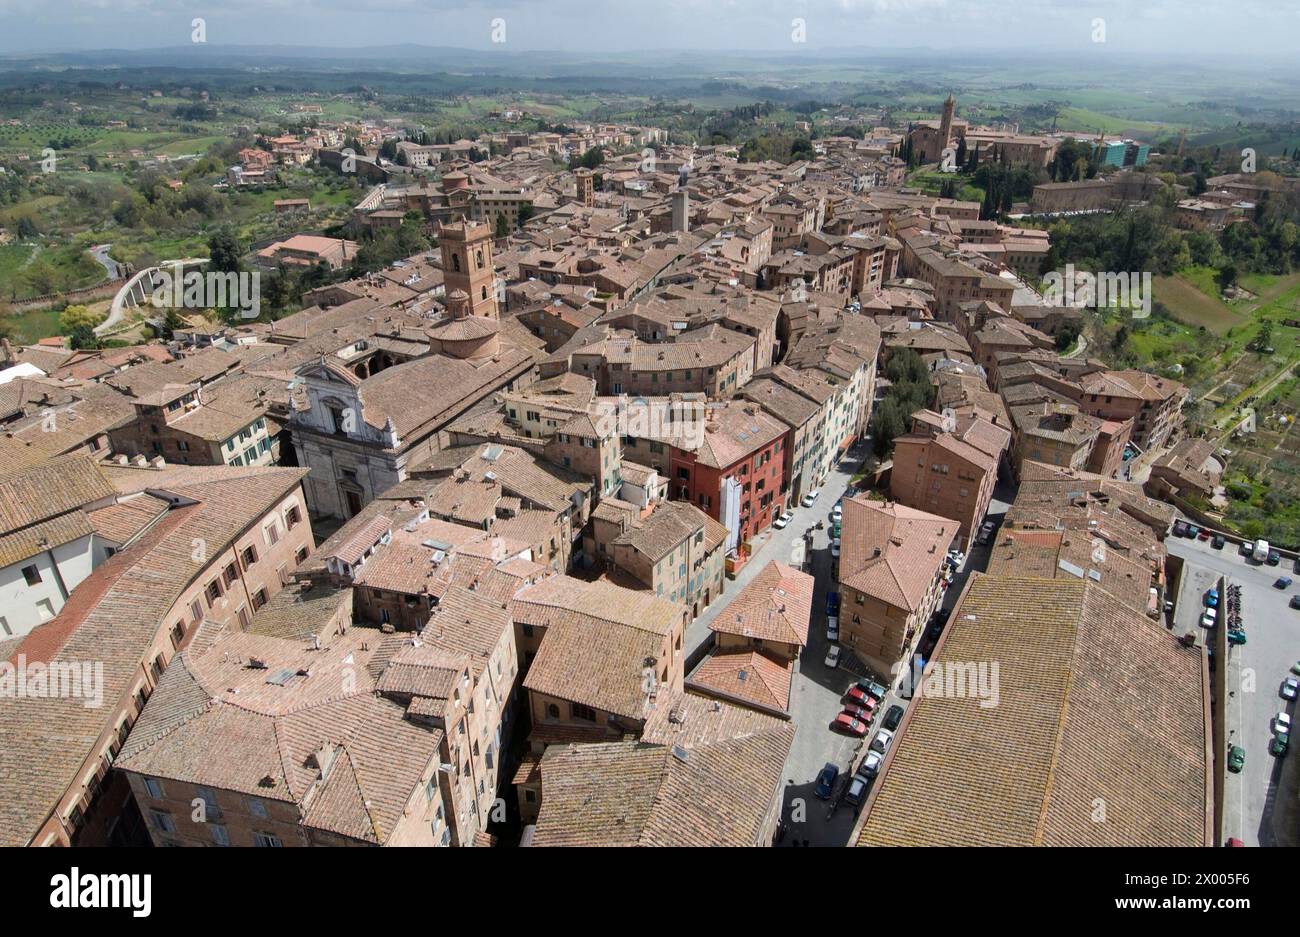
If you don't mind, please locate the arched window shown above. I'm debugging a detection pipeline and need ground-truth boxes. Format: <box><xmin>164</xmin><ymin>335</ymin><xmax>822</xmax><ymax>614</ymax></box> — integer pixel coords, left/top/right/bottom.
<box><xmin>481</xmin><ymin>286</ymin><xmax>488</xmax><ymax>300</ymax></box>
<box><xmin>546</xmin><ymin>703</ymin><xmax>559</xmax><ymax>719</ymax></box>
<box><xmin>452</xmin><ymin>253</ymin><xmax>461</xmax><ymax>272</ymax></box>
<box><xmin>475</xmin><ymin>250</ymin><xmax>484</xmax><ymax>268</ymax></box>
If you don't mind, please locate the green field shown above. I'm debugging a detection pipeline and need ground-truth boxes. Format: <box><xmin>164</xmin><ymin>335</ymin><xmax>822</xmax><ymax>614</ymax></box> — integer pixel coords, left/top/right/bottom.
<box><xmin>904</xmin><ymin>167</ymin><xmax>984</xmax><ymax>203</ymax></box>
<box><xmin>1</xmin><ymin>305</ymin><xmax>62</xmax><ymax>344</ymax></box>
<box><xmin>1153</xmin><ymin>268</ymin><xmax>1247</xmax><ymax>334</ymax></box>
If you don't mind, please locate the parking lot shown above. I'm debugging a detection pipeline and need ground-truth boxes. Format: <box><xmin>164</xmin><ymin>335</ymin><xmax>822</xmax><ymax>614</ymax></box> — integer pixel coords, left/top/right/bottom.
<box><xmin>1166</xmin><ymin>532</ymin><xmax>1300</xmax><ymax>846</ymax></box>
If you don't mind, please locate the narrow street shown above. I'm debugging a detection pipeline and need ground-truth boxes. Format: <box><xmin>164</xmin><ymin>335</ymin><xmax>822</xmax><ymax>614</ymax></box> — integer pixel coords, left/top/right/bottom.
<box><xmin>686</xmin><ymin>444</ymin><xmax>1019</xmax><ymax>846</ymax></box>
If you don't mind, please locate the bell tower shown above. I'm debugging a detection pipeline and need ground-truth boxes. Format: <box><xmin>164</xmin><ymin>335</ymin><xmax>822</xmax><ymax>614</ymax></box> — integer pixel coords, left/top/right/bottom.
<box><xmin>438</xmin><ymin>221</ymin><xmax>498</xmax><ymax>320</ymax></box>
<box><xmin>575</xmin><ymin>168</ymin><xmax>594</xmax><ymax>208</ymax></box>
<box><xmin>940</xmin><ymin>94</ymin><xmax>956</xmax><ymax>149</ymax></box>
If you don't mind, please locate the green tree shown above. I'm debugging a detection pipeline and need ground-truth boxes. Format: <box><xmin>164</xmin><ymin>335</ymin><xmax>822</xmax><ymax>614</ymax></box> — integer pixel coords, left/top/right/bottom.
<box><xmin>1217</xmin><ymin>264</ymin><xmax>1238</xmax><ymax>293</ymax></box>
<box><xmin>207</xmin><ymin>229</ymin><xmax>243</xmax><ymax>273</ymax></box>
<box><xmin>68</xmin><ymin>324</ymin><xmax>100</xmax><ymax>350</ymax></box>
<box><xmin>1254</xmin><ymin>320</ymin><xmax>1274</xmax><ymax>352</ymax></box>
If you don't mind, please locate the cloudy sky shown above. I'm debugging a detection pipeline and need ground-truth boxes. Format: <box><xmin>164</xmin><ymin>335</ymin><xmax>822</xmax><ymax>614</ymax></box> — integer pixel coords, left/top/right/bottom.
<box><xmin>0</xmin><ymin>0</ymin><xmax>1295</xmax><ymax>57</ymax></box>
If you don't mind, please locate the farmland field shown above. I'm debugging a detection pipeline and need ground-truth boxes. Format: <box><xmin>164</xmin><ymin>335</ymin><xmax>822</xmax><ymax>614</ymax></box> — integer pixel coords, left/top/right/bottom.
<box><xmin>1153</xmin><ymin>268</ymin><xmax>1247</xmax><ymax>333</ymax></box>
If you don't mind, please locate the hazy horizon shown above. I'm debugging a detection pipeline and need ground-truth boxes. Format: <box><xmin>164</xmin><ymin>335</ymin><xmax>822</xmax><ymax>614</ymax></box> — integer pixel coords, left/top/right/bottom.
<box><xmin>1</xmin><ymin>0</ymin><xmax>1297</xmax><ymax>59</ymax></box>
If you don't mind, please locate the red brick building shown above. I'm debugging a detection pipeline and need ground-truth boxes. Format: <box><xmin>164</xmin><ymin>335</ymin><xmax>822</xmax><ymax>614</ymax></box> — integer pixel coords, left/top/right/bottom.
<box><xmin>665</xmin><ymin>400</ymin><xmax>788</xmax><ymax>549</ymax></box>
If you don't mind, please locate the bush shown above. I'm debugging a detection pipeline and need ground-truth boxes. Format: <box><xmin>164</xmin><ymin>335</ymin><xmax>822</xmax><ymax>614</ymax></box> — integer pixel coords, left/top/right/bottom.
<box><xmin>58</xmin><ymin>304</ymin><xmax>106</xmax><ymax>333</ymax></box>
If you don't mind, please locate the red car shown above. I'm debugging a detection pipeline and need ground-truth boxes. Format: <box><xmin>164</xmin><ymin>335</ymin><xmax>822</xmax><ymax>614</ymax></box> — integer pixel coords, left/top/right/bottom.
<box><xmin>832</xmin><ymin>713</ymin><xmax>869</xmax><ymax>737</ymax></box>
<box><xmin>842</xmin><ymin>703</ymin><xmax>874</xmax><ymax>722</ymax></box>
<box><xmin>845</xmin><ymin>685</ymin><xmax>873</xmax><ymax>707</ymax></box>
<box><xmin>1198</xmin><ymin>529</ymin><xmax>1212</xmax><ymax>541</ymax></box>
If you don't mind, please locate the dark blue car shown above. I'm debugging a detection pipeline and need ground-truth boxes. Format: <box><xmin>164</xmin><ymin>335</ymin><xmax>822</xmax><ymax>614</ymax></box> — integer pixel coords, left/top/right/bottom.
<box><xmin>814</xmin><ymin>762</ymin><xmax>839</xmax><ymax>799</ymax></box>
<box><xmin>826</xmin><ymin>591</ymin><xmax>840</xmax><ymax>615</ymax></box>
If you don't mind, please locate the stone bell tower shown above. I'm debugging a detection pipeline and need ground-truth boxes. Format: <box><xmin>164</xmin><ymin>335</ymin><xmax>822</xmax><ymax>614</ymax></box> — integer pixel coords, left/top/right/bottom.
<box><xmin>438</xmin><ymin>220</ymin><xmax>498</xmax><ymax>320</ymax></box>
<box><xmin>940</xmin><ymin>94</ymin><xmax>956</xmax><ymax>149</ymax></box>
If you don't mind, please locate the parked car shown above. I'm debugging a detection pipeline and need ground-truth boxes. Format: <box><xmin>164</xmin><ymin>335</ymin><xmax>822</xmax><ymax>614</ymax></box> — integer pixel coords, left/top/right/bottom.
<box><xmin>824</xmin><ymin>645</ymin><xmax>841</xmax><ymax>669</ymax></box>
<box><xmin>1274</xmin><ymin>712</ymin><xmax>1292</xmax><ymax>739</ymax></box>
<box><xmin>1172</xmin><ymin>520</ymin><xmax>1188</xmax><ymax>537</ymax></box>
<box><xmin>1227</xmin><ymin>745</ymin><xmax>1246</xmax><ymax>773</ymax></box>
<box><xmin>1225</xmin><ymin>837</ymin><xmax>1245</xmax><ymax>847</ymax></box>
<box><xmin>832</xmin><ymin>501</ymin><xmax>843</xmax><ymax>523</ymax></box>
<box><xmin>832</xmin><ymin>713</ymin><xmax>869</xmax><ymax>737</ymax></box>
<box><xmin>1198</xmin><ymin>528</ymin><xmax>1212</xmax><ymax>541</ymax></box>
<box><xmin>1294</xmin><ymin>555</ymin><xmax>1300</xmax><ymax>573</ymax></box>
<box><xmin>856</xmin><ymin>678</ymin><xmax>888</xmax><ymax>701</ymax></box>
<box><xmin>856</xmin><ymin>693</ymin><xmax>879</xmax><ymax>713</ymax></box>
<box><xmin>1228</xmin><ymin>628</ymin><xmax>1247</xmax><ymax>646</ymax></box>
<box><xmin>1212</xmin><ymin>534</ymin><xmax>1226</xmax><ymax>549</ymax></box>
<box><xmin>773</xmin><ymin>511</ymin><xmax>793</xmax><ymax>530</ymax></box>
<box><xmin>802</xmin><ymin>489</ymin><xmax>821</xmax><ymax>508</ymax></box>
<box><xmin>1271</xmin><ymin>735</ymin><xmax>1289</xmax><ymax>758</ymax></box>
<box><xmin>830</xmin><ymin>538</ymin><xmax>841</xmax><ymax>559</ymax></box>
<box><xmin>1292</xmin><ymin>661</ymin><xmax>1300</xmax><ymax>676</ymax></box>
<box><xmin>842</xmin><ymin>703</ymin><xmax>874</xmax><ymax>722</ymax></box>
<box><xmin>1277</xmin><ymin>577</ymin><xmax>1293</xmax><ymax>590</ymax></box>
<box><xmin>1200</xmin><ymin>609</ymin><xmax>1217</xmax><ymax>628</ymax></box>
<box><xmin>931</xmin><ymin>607</ymin><xmax>951</xmax><ymax>627</ymax></box>
<box><xmin>845</xmin><ymin>685</ymin><xmax>872</xmax><ymax>707</ymax></box>
<box><xmin>1205</xmin><ymin>588</ymin><xmax>1219</xmax><ymax>607</ymax></box>
<box><xmin>826</xmin><ymin>615</ymin><xmax>839</xmax><ymax>642</ymax></box>
<box><xmin>845</xmin><ymin>775</ymin><xmax>869</xmax><ymax>807</ymax></box>
<box><xmin>857</xmin><ymin>750</ymin><xmax>884</xmax><ymax>779</ymax></box>
<box><xmin>1186</xmin><ymin>524</ymin><xmax>1201</xmax><ymax>538</ymax></box>
<box><xmin>1282</xmin><ymin>677</ymin><xmax>1299</xmax><ymax>701</ymax></box>
<box><xmin>1291</xmin><ymin>595</ymin><xmax>1300</xmax><ymax>610</ymax></box>
<box><xmin>869</xmin><ymin>728</ymin><xmax>895</xmax><ymax>754</ymax></box>
<box><xmin>882</xmin><ymin>704</ymin><xmax>905</xmax><ymax>731</ymax></box>
<box><xmin>926</xmin><ymin>620</ymin><xmax>944</xmax><ymax>643</ymax></box>
<box><xmin>1269</xmin><ymin>550</ymin><xmax>1282</xmax><ymax>566</ymax></box>
<box><xmin>826</xmin><ymin>591</ymin><xmax>840</xmax><ymax>615</ymax></box>
<box><xmin>1239</xmin><ymin>541</ymin><xmax>1254</xmax><ymax>558</ymax></box>
<box><xmin>814</xmin><ymin>763</ymin><xmax>839</xmax><ymax>799</ymax></box>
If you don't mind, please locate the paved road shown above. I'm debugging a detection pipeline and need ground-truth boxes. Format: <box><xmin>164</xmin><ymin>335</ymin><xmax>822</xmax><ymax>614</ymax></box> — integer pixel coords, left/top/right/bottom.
<box><xmin>1166</xmin><ymin>534</ymin><xmax>1300</xmax><ymax>846</ymax></box>
<box><xmin>755</xmin><ymin>454</ymin><xmax>1016</xmax><ymax>845</ymax></box>
<box><xmin>89</xmin><ymin>243</ymin><xmax>120</xmax><ymax>280</ymax></box>
<box><xmin>685</xmin><ymin>449</ymin><xmax>859</xmax><ymax>656</ymax></box>
<box><xmin>682</xmin><ymin>444</ymin><xmax>1019</xmax><ymax>846</ymax></box>
<box><xmin>682</xmin><ymin>444</ymin><xmax>863</xmax><ymax>846</ymax></box>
